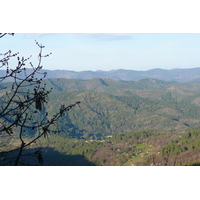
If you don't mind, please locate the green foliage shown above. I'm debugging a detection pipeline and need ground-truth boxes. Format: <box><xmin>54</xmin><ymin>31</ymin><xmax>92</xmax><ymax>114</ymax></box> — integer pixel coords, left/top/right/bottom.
<box><xmin>161</xmin><ymin>127</ymin><xmax>200</xmax><ymax>160</ymax></box>
<box><xmin>108</xmin><ymin>129</ymin><xmax>155</xmax><ymax>143</ymax></box>
<box><xmin>161</xmin><ymin>139</ymin><xmax>185</xmax><ymax>156</ymax></box>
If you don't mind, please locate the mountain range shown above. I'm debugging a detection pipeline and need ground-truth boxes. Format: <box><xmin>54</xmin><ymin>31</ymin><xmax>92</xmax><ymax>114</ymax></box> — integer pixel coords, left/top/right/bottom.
<box><xmin>39</xmin><ymin>67</ymin><xmax>200</xmax><ymax>82</ymax></box>
<box><xmin>2</xmin><ymin>67</ymin><xmax>200</xmax><ymax>82</ymax></box>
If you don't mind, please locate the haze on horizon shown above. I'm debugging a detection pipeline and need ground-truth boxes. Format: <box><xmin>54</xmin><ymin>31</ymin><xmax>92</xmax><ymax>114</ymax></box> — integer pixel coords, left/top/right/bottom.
<box><xmin>1</xmin><ymin>33</ymin><xmax>200</xmax><ymax>72</ymax></box>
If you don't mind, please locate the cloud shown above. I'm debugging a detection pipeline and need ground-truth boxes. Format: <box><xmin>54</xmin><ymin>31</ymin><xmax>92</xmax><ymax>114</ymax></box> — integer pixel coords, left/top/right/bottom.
<box><xmin>74</xmin><ymin>33</ymin><xmax>134</xmax><ymax>41</ymax></box>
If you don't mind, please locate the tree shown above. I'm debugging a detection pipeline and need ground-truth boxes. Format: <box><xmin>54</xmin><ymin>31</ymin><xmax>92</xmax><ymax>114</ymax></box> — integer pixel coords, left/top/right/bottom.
<box><xmin>0</xmin><ymin>33</ymin><xmax>81</xmax><ymax>165</ymax></box>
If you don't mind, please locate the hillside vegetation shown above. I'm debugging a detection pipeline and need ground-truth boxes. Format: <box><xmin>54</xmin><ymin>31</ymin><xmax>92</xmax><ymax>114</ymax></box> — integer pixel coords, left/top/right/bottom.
<box><xmin>38</xmin><ymin>78</ymin><xmax>200</xmax><ymax>138</ymax></box>
<box><xmin>2</xmin><ymin>77</ymin><xmax>200</xmax><ymax>139</ymax></box>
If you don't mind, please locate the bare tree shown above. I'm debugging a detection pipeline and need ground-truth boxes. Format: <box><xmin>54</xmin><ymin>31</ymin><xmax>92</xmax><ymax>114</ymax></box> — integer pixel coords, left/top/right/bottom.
<box><xmin>0</xmin><ymin>33</ymin><xmax>81</xmax><ymax>165</ymax></box>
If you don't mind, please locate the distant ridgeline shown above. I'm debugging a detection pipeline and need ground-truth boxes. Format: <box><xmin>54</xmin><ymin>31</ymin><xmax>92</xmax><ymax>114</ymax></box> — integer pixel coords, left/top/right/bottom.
<box><xmin>2</xmin><ymin>76</ymin><xmax>200</xmax><ymax>139</ymax></box>
<box><xmin>2</xmin><ymin>67</ymin><xmax>200</xmax><ymax>82</ymax></box>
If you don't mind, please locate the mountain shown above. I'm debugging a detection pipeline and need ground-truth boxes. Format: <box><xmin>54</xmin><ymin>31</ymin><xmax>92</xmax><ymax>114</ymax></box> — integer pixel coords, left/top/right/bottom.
<box><xmin>2</xmin><ymin>67</ymin><xmax>200</xmax><ymax>82</ymax></box>
<box><xmin>37</xmin><ymin>67</ymin><xmax>200</xmax><ymax>82</ymax></box>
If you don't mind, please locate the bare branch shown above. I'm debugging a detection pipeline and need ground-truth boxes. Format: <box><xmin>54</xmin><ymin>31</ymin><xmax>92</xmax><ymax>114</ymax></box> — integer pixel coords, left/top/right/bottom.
<box><xmin>0</xmin><ymin>33</ymin><xmax>14</xmax><ymax>38</ymax></box>
<box><xmin>0</xmin><ymin>35</ymin><xmax>80</xmax><ymax>165</ymax></box>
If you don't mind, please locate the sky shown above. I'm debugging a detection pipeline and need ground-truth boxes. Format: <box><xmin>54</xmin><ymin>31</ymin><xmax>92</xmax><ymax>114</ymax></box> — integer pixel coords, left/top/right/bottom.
<box><xmin>1</xmin><ymin>33</ymin><xmax>200</xmax><ymax>72</ymax></box>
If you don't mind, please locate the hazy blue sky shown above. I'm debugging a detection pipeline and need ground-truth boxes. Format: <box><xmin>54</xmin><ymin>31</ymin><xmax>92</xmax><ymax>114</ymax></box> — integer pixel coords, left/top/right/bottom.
<box><xmin>1</xmin><ymin>33</ymin><xmax>200</xmax><ymax>72</ymax></box>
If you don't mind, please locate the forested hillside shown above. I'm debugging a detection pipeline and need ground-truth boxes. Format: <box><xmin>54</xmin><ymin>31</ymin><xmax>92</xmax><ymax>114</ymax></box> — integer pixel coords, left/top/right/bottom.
<box><xmin>2</xmin><ymin>77</ymin><xmax>200</xmax><ymax>139</ymax></box>
<box><xmin>41</xmin><ymin>78</ymin><xmax>200</xmax><ymax>138</ymax></box>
